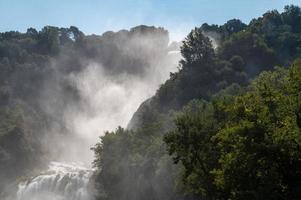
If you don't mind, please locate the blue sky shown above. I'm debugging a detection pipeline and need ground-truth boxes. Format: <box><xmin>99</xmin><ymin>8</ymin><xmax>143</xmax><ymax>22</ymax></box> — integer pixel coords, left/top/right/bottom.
<box><xmin>0</xmin><ymin>0</ymin><xmax>301</xmax><ymax>41</ymax></box>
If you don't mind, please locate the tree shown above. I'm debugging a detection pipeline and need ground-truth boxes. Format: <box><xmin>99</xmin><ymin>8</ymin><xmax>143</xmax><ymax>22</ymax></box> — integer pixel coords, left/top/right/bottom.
<box><xmin>283</xmin><ymin>5</ymin><xmax>301</xmax><ymax>33</ymax></box>
<box><xmin>38</xmin><ymin>26</ymin><xmax>60</xmax><ymax>55</ymax></box>
<box><xmin>221</xmin><ymin>19</ymin><xmax>247</xmax><ymax>38</ymax></box>
<box><xmin>164</xmin><ymin>100</ymin><xmax>221</xmax><ymax>199</ymax></box>
<box><xmin>213</xmin><ymin>61</ymin><xmax>301</xmax><ymax>200</ymax></box>
<box><xmin>230</xmin><ymin>55</ymin><xmax>245</xmax><ymax>71</ymax></box>
<box><xmin>180</xmin><ymin>27</ymin><xmax>215</xmax><ymax>67</ymax></box>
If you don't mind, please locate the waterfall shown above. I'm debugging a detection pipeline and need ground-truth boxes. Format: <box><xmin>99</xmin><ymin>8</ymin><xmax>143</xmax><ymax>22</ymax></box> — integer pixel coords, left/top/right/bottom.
<box><xmin>16</xmin><ymin>162</ymin><xmax>93</xmax><ymax>200</ymax></box>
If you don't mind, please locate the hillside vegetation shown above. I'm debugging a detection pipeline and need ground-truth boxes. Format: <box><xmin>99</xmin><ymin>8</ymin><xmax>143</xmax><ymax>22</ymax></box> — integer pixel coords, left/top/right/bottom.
<box><xmin>93</xmin><ymin>5</ymin><xmax>301</xmax><ymax>200</ymax></box>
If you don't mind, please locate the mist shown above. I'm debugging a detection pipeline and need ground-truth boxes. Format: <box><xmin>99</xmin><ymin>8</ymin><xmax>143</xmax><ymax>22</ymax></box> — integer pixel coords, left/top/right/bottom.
<box><xmin>0</xmin><ymin>25</ymin><xmax>183</xmax><ymax>200</ymax></box>
<box><xmin>37</xmin><ymin>26</ymin><xmax>182</xmax><ymax>166</ymax></box>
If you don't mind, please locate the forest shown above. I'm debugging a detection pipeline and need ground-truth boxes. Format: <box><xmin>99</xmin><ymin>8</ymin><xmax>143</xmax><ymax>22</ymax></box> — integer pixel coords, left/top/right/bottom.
<box><xmin>93</xmin><ymin>5</ymin><xmax>301</xmax><ymax>200</ymax></box>
<box><xmin>0</xmin><ymin>4</ymin><xmax>301</xmax><ymax>200</ymax></box>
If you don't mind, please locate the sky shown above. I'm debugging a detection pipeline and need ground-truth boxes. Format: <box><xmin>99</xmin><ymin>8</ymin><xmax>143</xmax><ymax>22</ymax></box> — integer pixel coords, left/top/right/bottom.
<box><xmin>0</xmin><ymin>0</ymin><xmax>301</xmax><ymax>41</ymax></box>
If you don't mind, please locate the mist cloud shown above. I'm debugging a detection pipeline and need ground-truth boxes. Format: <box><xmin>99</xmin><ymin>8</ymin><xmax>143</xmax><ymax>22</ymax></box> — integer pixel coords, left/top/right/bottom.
<box><xmin>36</xmin><ymin>26</ymin><xmax>181</xmax><ymax>165</ymax></box>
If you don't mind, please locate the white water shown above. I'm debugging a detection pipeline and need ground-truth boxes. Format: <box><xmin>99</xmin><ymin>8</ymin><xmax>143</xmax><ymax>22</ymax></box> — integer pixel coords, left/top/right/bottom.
<box><xmin>16</xmin><ymin>162</ymin><xmax>93</xmax><ymax>200</ymax></box>
<box><xmin>12</xmin><ymin>45</ymin><xmax>182</xmax><ymax>200</ymax></box>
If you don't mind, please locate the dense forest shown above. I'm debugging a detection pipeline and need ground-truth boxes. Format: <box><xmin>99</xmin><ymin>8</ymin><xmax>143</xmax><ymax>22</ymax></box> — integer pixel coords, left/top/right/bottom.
<box><xmin>1</xmin><ymin>4</ymin><xmax>301</xmax><ymax>200</ymax></box>
<box><xmin>92</xmin><ymin>5</ymin><xmax>301</xmax><ymax>200</ymax></box>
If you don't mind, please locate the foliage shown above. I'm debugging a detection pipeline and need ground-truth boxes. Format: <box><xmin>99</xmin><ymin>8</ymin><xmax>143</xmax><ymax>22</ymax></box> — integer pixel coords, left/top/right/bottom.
<box><xmin>150</xmin><ymin>5</ymin><xmax>301</xmax><ymax>112</ymax></box>
<box><xmin>164</xmin><ymin>100</ymin><xmax>221</xmax><ymax>199</ymax></box>
<box><xmin>165</xmin><ymin>61</ymin><xmax>301</xmax><ymax>199</ymax></box>
<box><xmin>93</xmin><ymin>5</ymin><xmax>301</xmax><ymax>200</ymax></box>
<box><xmin>92</xmin><ymin>121</ymin><xmax>181</xmax><ymax>200</ymax></box>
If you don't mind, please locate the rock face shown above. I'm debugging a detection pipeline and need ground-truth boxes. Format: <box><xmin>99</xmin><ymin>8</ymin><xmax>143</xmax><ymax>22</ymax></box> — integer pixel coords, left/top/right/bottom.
<box><xmin>127</xmin><ymin>98</ymin><xmax>153</xmax><ymax>130</ymax></box>
<box><xmin>16</xmin><ymin>162</ymin><xmax>93</xmax><ymax>200</ymax></box>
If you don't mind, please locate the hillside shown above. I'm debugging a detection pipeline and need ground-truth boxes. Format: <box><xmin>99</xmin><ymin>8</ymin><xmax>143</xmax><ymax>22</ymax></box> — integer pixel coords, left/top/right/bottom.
<box><xmin>93</xmin><ymin>5</ymin><xmax>301</xmax><ymax>200</ymax></box>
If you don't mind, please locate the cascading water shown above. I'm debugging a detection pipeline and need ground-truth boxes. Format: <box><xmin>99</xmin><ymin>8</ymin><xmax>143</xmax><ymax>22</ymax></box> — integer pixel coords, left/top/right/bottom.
<box><xmin>16</xmin><ymin>162</ymin><xmax>93</xmax><ymax>200</ymax></box>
